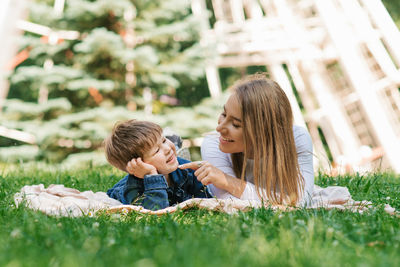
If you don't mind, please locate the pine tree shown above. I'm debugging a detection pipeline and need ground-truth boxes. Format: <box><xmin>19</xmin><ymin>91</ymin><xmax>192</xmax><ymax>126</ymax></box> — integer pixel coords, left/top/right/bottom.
<box><xmin>1</xmin><ymin>0</ymin><xmax>213</xmax><ymax>165</ymax></box>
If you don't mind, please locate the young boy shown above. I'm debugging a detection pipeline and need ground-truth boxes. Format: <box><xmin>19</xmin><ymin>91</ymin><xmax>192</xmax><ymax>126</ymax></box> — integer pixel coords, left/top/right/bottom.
<box><xmin>104</xmin><ymin>119</ymin><xmax>211</xmax><ymax>210</ymax></box>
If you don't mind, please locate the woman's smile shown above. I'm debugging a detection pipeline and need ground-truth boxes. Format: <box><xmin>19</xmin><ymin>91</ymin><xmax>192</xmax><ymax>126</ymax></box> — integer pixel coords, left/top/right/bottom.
<box><xmin>219</xmin><ymin>136</ymin><xmax>234</xmax><ymax>144</ymax></box>
<box><xmin>216</xmin><ymin>94</ymin><xmax>245</xmax><ymax>154</ymax></box>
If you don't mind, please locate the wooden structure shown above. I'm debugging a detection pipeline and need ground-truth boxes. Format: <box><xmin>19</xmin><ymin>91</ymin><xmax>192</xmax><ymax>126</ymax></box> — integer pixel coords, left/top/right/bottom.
<box><xmin>192</xmin><ymin>0</ymin><xmax>400</xmax><ymax>173</ymax></box>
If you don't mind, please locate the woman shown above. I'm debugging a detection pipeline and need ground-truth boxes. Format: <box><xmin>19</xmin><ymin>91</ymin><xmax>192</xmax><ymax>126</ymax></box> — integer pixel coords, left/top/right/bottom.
<box><xmin>179</xmin><ymin>74</ymin><xmax>314</xmax><ymax>205</ymax></box>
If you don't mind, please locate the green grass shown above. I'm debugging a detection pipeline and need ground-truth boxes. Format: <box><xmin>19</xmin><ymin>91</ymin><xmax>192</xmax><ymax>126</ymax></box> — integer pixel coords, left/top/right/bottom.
<box><xmin>1</xmin><ymin>166</ymin><xmax>400</xmax><ymax>267</ymax></box>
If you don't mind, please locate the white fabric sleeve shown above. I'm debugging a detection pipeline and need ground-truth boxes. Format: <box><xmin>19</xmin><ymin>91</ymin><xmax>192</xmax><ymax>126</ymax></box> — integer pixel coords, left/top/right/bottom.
<box><xmin>201</xmin><ymin>127</ymin><xmax>315</xmax><ymax>204</ymax></box>
<box><xmin>293</xmin><ymin>126</ymin><xmax>315</xmax><ymax>205</ymax></box>
<box><xmin>240</xmin><ymin>182</ymin><xmax>261</xmax><ymax>200</ymax></box>
<box><xmin>200</xmin><ymin>134</ymin><xmax>240</xmax><ymax>200</ymax></box>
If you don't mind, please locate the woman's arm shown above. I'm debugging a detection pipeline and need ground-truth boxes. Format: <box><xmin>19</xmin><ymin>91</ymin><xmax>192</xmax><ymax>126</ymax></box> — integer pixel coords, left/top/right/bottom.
<box><xmin>293</xmin><ymin>126</ymin><xmax>315</xmax><ymax>203</ymax></box>
<box><xmin>178</xmin><ymin>160</ymin><xmax>246</xmax><ymax>199</ymax></box>
<box><xmin>199</xmin><ymin>134</ymin><xmax>247</xmax><ymax>199</ymax></box>
<box><xmin>200</xmin><ymin>128</ymin><xmax>314</xmax><ymax>202</ymax></box>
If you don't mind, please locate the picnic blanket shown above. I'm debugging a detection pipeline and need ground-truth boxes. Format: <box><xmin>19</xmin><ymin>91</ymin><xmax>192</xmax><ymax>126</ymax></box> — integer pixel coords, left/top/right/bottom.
<box><xmin>14</xmin><ymin>184</ymin><xmax>396</xmax><ymax>217</ymax></box>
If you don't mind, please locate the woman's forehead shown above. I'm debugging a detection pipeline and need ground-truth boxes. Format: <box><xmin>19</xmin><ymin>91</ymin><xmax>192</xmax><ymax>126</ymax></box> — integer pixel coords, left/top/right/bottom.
<box><xmin>225</xmin><ymin>94</ymin><xmax>242</xmax><ymax>120</ymax></box>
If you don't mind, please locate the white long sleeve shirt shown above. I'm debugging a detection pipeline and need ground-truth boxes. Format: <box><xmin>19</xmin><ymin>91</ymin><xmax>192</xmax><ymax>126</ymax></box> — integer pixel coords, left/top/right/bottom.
<box><xmin>201</xmin><ymin>125</ymin><xmax>314</xmax><ymax>205</ymax></box>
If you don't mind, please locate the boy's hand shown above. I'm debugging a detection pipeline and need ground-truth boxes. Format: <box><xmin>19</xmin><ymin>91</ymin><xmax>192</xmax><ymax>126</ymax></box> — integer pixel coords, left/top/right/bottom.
<box><xmin>126</xmin><ymin>158</ymin><xmax>157</xmax><ymax>178</ymax></box>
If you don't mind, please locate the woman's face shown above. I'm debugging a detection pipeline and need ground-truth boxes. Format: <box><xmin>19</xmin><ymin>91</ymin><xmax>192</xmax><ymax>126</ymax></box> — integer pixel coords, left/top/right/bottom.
<box><xmin>216</xmin><ymin>94</ymin><xmax>245</xmax><ymax>154</ymax></box>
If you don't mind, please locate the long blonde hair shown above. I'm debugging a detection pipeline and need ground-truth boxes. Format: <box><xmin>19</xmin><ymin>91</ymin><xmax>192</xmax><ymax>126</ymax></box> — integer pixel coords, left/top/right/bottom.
<box><xmin>231</xmin><ymin>74</ymin><xmax>304</xmax><ymax>205</ymax></box>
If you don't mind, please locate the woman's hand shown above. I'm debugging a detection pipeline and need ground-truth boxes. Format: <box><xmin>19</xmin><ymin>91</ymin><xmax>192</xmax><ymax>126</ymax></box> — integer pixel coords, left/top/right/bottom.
<box><xmin>178</xmin><ymin>161</ymin><xmax>228</xmax><ymax>188</ymax></box>
<box><xmin>179</xmin><ymin>161</ymin><xmax>247</xmax><ymax>198</ymax></box>
<box><xmin>126</xmin><ymin>158</ymin><xmax>157</xmax><ymax>178</ymax></box>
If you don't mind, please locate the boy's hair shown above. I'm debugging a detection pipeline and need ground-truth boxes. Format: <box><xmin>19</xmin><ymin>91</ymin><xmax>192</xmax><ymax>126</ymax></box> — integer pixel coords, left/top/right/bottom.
<box><xmin>104</xmin><ymin>120</ymin><xmax>163</xmax><ymax>172</ymax></box>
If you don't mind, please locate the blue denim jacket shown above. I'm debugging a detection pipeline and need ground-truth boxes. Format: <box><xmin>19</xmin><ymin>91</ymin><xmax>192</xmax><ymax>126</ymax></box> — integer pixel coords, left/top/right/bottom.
<box><xmin>107</xmin><ymin>157</ymin><xmax>211</xmax><ymax>210</ymax></box>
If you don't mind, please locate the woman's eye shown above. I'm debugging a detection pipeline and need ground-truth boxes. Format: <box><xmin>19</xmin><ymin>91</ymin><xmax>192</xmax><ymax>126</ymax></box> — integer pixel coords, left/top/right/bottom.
<box><xmin>233</xmin><ymin>124</ymin><xmax>241</xmax><ymax>128</ymax></box>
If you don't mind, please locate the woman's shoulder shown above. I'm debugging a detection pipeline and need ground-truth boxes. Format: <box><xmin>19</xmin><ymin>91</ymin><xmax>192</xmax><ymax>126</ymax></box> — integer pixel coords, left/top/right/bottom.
<box><xmin>201</xmin><ymin>132</ymin><xmax>220</xmax><ymax>148</ymax></box>
<box><xmin>203</xmin><ymin>131</ymin><xmax>219</xmax><ymax>139</ymax></box>
<box><xmin>293</xmin><ymin>125</ymin><xmax>313</xmax><ymax>151</ymax></box>
<box><xmin>293</xmin><ymin>124</ymin><xmax>308</xmax><ymax>135</ymax></box>
<box><xmin>200</xmin><ymin>132</ymin><xmax>232</xmax><ymax>165</ymax></box>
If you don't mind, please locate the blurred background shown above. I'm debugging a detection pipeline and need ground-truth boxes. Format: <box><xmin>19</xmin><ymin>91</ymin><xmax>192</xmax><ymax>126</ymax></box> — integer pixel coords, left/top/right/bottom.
<box><xmin>1</xmin><ymin>0</ymin><xmax>400</xmax><ymax>174</ymax></box>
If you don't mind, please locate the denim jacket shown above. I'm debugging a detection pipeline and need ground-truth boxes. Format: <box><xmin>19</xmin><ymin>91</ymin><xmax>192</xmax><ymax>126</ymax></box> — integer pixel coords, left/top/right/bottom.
<box><xmin>107</xmin><ymin>157</ymin><xmax>211</xmax><ymax>210</ymax></box>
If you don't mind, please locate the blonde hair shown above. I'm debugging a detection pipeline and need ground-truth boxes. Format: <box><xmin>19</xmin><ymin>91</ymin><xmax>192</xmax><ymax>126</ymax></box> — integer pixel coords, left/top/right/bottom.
<box><xmin>230</xmin><ymin>74</ymin><xmax>304</xmax><ymax>205</ymax></box>
<box><xmin>104</xmin><ymin>120</ymin><xmax>162</xmax><ymax>172</ymax></box>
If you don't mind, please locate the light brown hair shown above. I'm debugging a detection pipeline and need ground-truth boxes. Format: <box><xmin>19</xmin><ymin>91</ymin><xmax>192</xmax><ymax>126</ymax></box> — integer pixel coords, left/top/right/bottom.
<box><xmin>104</xmin><ymin>120</ymin><xmax>162</xmax><ymax>172</ymax></box>
<box><xmin>230</xmin><ymin>73</ymin><xmax>304</xmax><ymax>205</ymax></box>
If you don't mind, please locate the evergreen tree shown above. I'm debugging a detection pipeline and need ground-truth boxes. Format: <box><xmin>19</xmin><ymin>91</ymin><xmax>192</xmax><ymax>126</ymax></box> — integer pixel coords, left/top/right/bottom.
<box><xmin>1</xmin><ymin>0</ymin><xmax>213</xmax><ymax>165</ymax></box>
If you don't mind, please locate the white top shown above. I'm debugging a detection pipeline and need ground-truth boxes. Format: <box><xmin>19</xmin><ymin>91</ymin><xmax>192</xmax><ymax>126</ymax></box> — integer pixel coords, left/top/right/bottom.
<box><xmin>201</xmin><ymin>125</ymin><xmax>314</xmax><ymax>205</ymax></box>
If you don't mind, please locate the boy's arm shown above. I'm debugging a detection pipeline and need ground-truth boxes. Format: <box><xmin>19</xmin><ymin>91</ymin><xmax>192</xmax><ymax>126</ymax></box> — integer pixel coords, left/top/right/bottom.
<box><xmin>126</xmin><ymin>157</ymin><xmax>157</xmax><ymax>178</ymax></box>
<box><xmin>107</xmin><ymin>174</ymin><xmax>143</xmax><ymax>205</ymax></box>
<box><xmin>123</xmin><ymin>159</ymin><xmax>170</xmax><ymax>210</ymax></box>
<box><xmin>136</xmin><ymin>175</ymin><xmax>170</xmax><ymax>210</ymax></box>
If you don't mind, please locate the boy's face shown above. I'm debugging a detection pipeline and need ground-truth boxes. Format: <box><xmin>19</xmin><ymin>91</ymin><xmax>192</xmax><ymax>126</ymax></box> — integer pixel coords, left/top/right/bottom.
<box><xmin>142</xmin><ymin>136</ymin><xmax>178</xmax><ymax>175</ymax></box>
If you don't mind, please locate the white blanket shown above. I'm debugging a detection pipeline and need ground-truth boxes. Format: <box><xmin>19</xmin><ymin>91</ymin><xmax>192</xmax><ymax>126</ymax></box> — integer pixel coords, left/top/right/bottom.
<box><xmin>14</xmin><ymin>184</ymin><xmax>396</xmax><ymax>217</ymax></box>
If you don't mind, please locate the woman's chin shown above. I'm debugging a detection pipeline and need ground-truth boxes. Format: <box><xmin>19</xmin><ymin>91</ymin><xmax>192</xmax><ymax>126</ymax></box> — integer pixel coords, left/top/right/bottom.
<box><xmin>219</xmin><ymin>143</ymin><xmax>244</xmax><ymax>154</ymax></box>
<box><xmin>219</xmin><ymin>143</ymin><xmax>233</xmax><ymax>153</ymax></box>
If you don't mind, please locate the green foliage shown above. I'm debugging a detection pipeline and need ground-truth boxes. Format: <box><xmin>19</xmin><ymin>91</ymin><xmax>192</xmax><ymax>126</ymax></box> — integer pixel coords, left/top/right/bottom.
<box><xmin>1</xmin><ymin>169</ymin><xmax>400</xmax><ymax>266</ymax></box>
<box><xmin>0</xmin><ymin>92</ymin><xmax>226</xmax><ymax>163</ymax></box>
<box><xmin>2</xmin><ymin>98</ymin><xmax>72</xmax><ymax>120</ymax></box>
<box><xmin>383</xmin><ymin>0</ymin><xmax>400</xmax><ymax>27</ymax></box>
<box><xmin>3</xmin><ymin>0</ymin><xmax>211</xmax><ymax>164</ymax></box>
<box><xmin>0</xmin><ymin>145</ymin><xmax>39</xmax><ymax>163</ymax></box>
<box><xmin>5</xmin><ymin>0</ymin><xmax>398</xmax><ymax>166</ymax></box>
<box><xmin>9</xmin><ymin>0</ymin><xmax>206</xmax><ymax>99</ymax></box>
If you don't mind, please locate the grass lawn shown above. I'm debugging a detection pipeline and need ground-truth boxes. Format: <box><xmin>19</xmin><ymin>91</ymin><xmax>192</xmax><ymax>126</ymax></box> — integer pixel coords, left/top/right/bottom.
<box><xmin>1</xmin><ymin>165</ymin><xmax>399</xmax><ymax>267</ymax></box>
